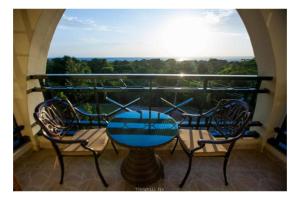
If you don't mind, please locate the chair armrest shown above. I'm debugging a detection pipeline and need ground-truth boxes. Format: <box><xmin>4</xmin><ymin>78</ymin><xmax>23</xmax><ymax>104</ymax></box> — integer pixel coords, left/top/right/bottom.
<box><xmin>40</xmin><ymin>130</ymin><xmax>99</xmax><ymax>154</ymax></box>
<box><xmin>180</xmin><ymin>112</ymin><xmax>211</xmax><ymax>128</ymax></box>
<box><xmin>181</xmin><ymin>106</ymin><xmax>217</xmax><ymax>119</ymax></box>
<box><xmin>181</xmin><ymin>113</ymin><xmax>201</xmax><ymax>118</ymax></box>
<box><xmin>51</xmin><ymin>136</ymin><xmax>94</xmax><ymax>152</ymax></box>
<box><xmin>39</xmin><ymin>128</ymin><xmax>87</xmax><ymax>145</ymax></box>
<box><xmin>180</xmin><ymin>111</ymin><xmax>214</xmax><ymax>127</ymax></box>
<box><xmin>248</xmin><ymin>121</ymin><xmax>263</xmax><ymax>127</ymax></box>
<box><xmin>73</xmin><ymin>107</ymin><xmax>107</xmax><ymax>118</ymax></box>
<box><xmin>201</xmin><ymin>107</ymin><xmax>217</xmax><ymax>117</ymax></box>
<box><xmin>43</xmin><ymin>133</ymin><xmax>88</xmax><ymax>145</ymax></box>
<box><xmin>197</xmin><ymin>133</ymin><xmax>243</xmax><ymax>146</ymax></box>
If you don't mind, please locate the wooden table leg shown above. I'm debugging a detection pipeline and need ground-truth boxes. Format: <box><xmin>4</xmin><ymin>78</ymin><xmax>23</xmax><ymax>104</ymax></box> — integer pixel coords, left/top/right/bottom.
<box><xmin>121</xmin><ymin>148</ymin><xmax>164</xmax><ymax>186</ymax></box>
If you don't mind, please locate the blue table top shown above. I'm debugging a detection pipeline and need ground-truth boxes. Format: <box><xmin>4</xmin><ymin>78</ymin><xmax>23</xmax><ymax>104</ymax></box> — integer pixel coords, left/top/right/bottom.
<box><xmin>107</xmin><ymin>110</ymin><xmax>178</xmax><ymax>148</ymax></box>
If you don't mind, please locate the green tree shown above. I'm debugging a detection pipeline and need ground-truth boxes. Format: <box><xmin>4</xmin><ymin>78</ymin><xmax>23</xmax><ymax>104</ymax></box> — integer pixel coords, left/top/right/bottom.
<box><xmin>88</xmin><ymin>58</ymin><xmax>112</xmax><ymax>73</ymax></box>
<box><xmin>66</xmin><ymin>59</ymin><xmax>91</xmax><ymax>74</ymax></box>
<box><xmin>207</xmin><ymin>58</ymin><xmax>228</xmax><ymax>74</ymax></box>
<box><xmin>46</xmin><ymin>56</ymin><xmax>71</xmax><ymax>74</ymax></box>
<box><xmin>112</xmin><ymin>61</ymin><xmax>132</xmax><ymax>73</ymax></box>
<box><xmin>197</xmin><ymin>61</ymin><xmax>209</xmax><ymax>74</ymax></box>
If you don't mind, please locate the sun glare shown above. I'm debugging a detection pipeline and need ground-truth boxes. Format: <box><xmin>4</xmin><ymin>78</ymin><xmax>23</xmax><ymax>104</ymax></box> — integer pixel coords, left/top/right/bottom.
<box><xmin>160</xmin><ymin>16</ymin><xmax>212</xmax><ymax>58</ymax></box>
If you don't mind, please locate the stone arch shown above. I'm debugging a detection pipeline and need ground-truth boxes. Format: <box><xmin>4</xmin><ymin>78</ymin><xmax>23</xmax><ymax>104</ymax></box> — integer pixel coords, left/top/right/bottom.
<box><xmin>14</xmin><ymin>9</ymin><xmax>64</xmax><ymax>150</ymax></box>
<box><xmin>238</xmin><ymin>9</ymin><xmax>286</xmax><ymax>148</ymax></box>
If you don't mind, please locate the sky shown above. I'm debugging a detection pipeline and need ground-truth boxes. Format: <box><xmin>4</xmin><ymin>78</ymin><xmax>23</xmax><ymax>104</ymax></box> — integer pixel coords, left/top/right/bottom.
<box><xmin>48</xmin><ymin>9</ymin><xmax>254</xmax><ymax>58</ymax></box>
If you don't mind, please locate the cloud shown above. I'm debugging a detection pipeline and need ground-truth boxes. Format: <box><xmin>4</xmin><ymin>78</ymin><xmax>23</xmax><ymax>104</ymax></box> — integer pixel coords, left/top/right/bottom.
<box><xmin>196</xmin><ymin>9</ymin><xmax>235</xmax><ymax>25</ymax></box>
<box><xmin>58</xmin><ymin>14</ymin><xmax>113</xmax><ymax>32</ymax></box>
<box><xmin>163</xmin><ymin>9</ymin><xmax>235</xmax><ymax>33</ymax></box>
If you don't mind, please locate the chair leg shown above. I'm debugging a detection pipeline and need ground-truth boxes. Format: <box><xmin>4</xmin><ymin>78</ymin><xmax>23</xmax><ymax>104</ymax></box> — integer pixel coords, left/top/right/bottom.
<box><xmin>223</xmin><ymin>157</ymin><xmax>229</xmax><ymax>186</ymax></box>
<box><xmin>171</xmin><ymin>136</ymin><xmax>178</xmax><ymax>154</ymax></box>
<box><xmin>52</xmin><ymin>143</ymin><xmax>64</xmax><ymax>184</ymax></box>
<box><xmin>111</xmin><ymin>140</ymin><xmax>119</xmax><ymax>155</ymax></box>
<box><xmin>179</xmin><ymin>154</ymin><xmax>193</xmax><ymax>188</ymax></box>
<box><xmin>58</xmin><ymin>154</ymin><xmax>65</xmax><ymax>184</ymax></box>
<box><xmin>93</xmin><ymin>152</ymin><xmax>108</xmax><ymax>187</ymax></box>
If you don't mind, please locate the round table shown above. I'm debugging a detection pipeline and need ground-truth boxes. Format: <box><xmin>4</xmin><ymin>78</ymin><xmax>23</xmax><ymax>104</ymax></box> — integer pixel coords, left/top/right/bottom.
<box><xmin>107</xmin><ymin>110</ymin><xmax>178</xmax><ymax>186</ymax></box>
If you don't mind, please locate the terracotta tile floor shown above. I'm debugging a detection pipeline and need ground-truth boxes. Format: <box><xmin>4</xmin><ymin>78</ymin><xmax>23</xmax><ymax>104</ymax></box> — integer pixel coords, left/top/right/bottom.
<box><xmin>14</xmin><ymin>149</ymin><xmax>286</xmax><ymax>191</ymax></box>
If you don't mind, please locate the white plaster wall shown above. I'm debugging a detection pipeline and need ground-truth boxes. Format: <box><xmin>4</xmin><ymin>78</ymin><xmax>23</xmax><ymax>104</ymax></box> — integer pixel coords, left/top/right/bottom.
<box><xmin>238</xmin><ymin>9</ymin><xmax>286</xmax><ymax>149</ymax></box>
<box><xmin>13</xmin><ymin>9</ymin><xmax>64</xmax><ymax>150</ymax></box>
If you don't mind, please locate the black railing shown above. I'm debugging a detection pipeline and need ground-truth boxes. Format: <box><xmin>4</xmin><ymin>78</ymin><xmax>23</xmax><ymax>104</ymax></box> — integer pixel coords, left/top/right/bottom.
<box><xmin>268</xmin><ymin>116</ymin><xmax>287</xmax><ymax>154</ymax></box>
<box><xmin>13</xmin><ymin>116</ymin><xmax>29</xmax><ymax>151</ymax></box>
<box><xmin>27</xmin><ymin>73</ymin><xmax>272</xmax><ymax>92</ymax></box>
<box><xmin>27</xmin><ymin>73</ymin><xmax>272</xmax><ymax>137</ymax></box>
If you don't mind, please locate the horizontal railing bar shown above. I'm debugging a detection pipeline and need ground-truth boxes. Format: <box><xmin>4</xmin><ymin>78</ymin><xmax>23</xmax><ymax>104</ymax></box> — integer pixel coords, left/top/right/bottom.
<box><xmin>28</xmin><ymin>86</ymin><xmax>270</xmax><ymax>93</ymax></box>
<box><xmin>27</xmin><ymin>73</ymin><xmax>273</xmax><ymax>80</ymax></box>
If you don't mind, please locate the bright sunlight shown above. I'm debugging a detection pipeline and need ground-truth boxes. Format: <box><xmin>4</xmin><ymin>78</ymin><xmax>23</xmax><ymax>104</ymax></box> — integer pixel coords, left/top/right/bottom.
<box><xmin>160</xmin><ymin>16</ymin><xmax>212</xmax><ymax>58</ymax></box>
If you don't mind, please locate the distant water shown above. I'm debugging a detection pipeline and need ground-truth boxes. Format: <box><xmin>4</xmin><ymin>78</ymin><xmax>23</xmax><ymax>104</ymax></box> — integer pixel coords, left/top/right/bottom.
<box><xmin>49</xmin><ymin>56</ymin><xmax>254</xmax><ymax>62</ymax></box>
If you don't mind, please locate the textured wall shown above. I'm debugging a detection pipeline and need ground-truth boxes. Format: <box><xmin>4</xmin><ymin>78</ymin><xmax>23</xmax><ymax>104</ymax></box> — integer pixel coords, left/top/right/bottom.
<box><xmin>238</xmin><ymin>9</ymin><xmax>287</xmax><ymax>149</ymax></box>
<box><xmin>13</xmin><ymin>9</ymin><xmax>64</xmax><ymax>150</ymax></box>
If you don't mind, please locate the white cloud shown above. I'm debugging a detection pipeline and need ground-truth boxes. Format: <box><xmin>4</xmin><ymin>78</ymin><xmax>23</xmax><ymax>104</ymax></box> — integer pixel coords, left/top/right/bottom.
<box><xmin>193</xmin><ymin>9</ymin><xmax>234</xmax><ymax>25</ymax></box>
<box><xmin>58</xmin><ymin>14</ymin><xmax>113</xmax><ymax>32</ymax></box>
<box><xmin>203</xmin><ymin>10</ymin><xmax>234</xmax><ymax>23</ymax></box>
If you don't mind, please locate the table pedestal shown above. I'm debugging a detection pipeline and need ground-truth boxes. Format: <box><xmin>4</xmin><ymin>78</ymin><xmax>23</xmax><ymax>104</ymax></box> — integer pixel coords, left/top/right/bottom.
<box><xmin>121</xmin><ymin>148</ymin><xmax>164</xmax><ymax>186</ymax></box>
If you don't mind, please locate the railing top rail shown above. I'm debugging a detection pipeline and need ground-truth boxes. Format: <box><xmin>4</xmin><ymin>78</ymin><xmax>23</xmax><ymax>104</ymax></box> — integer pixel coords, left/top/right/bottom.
<box><xmin>27</xmin><ymin>73</ymin><xmax>273</xmax><ymax>80</ymax></box>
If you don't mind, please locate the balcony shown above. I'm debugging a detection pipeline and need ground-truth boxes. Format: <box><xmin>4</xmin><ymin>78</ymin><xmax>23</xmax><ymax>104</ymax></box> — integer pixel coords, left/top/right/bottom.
<box><xmin>13</xmin><ymin>73</ymin><xmax>286</xmax><ymax>191</ymax></box>
<box><xmin>13</xmin><ymin>9</ymin><xmax>287</xmax><ymax>192</ymax></box>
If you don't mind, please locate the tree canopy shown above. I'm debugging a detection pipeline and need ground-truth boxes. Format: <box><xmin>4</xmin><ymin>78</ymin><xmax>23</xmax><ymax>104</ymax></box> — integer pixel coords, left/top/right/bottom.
<box><xmin>47</xmin><ymin>57</ymin><xmax>257</xmax><ymax>75</ymax></box>
<box><xmin>45</xmin><ymin>56</ymin><xmax>258</xmax><ymax>113</ymax></box>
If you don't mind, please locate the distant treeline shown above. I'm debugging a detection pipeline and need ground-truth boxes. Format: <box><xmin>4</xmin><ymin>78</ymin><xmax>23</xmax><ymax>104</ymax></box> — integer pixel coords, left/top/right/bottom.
<box><xmin>45</xmin><ymin>56</ymin><xmax>258</xmax><ymax>113</ymax></box>
<box><xmin>47</xmin><ymin>56</ymin><xmax>257</xmax><ymax>75</ymax></box>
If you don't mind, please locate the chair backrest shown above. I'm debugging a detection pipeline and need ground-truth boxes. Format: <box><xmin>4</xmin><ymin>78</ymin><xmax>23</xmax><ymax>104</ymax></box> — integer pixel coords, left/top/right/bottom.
<box><xmin>209</xmin><ymin>99</ymin><xmax>251</xmax><ymax>138</ymax></box>
<box><xmin>34</xmin><ymin>97</ymin><xmax>79</xmax><ymax>139</ymax></box>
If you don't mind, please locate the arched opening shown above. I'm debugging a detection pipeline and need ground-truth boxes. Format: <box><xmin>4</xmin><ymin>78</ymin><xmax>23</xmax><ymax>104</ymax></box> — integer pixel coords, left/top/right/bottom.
<box><xmin>13</xmin><ymin>9</ymin><xmax>286</xmax><ymax>153</ymax></box>
<box><xmin>45</xmin><ymin>9</ymin><xmax>259</xmax><ymax>126</ymax></box>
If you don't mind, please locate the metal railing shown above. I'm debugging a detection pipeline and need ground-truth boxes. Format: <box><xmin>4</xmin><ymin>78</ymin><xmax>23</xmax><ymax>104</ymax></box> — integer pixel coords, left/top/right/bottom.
<box><xmin>27</xmin><ymin>73</ymin><xmax>272</xmax><ymax>133</ymax></box>
<box><xmin>27</xmin><ymin>73</ymin><xmax>272</xmax><ymax>93</ymax></box>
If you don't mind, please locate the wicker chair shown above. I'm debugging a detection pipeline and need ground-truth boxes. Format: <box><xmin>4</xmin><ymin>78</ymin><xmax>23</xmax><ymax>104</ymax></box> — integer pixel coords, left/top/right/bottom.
<box><xmin>34</xmin><ymin>97</ymin><xmax>118</xmax><ymax>187</ymax></box>
<box><xmin>171</xmin><ymin>99</ymin><xmax>251</xmax><ymax>187</ymax></box>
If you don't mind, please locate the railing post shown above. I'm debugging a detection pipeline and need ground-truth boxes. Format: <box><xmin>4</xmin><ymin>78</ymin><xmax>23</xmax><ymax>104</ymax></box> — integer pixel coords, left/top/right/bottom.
<box><xmin>173</xmin><ymin>79</ymin><xmax>180</xmax><ymax>105</ymax></box>
<box><xmin>250</xmin><ymin>79</ymin><xmax>263</xmax><ymax>115</ymax></box>
<box><xmin>94</xmin><ymin>79</ymin><xmax>101</xmax><ymax>127</ymax></box>
<box><xmin>149</xmin><ymin>79</ymin><xmax>152</xmax><ymax>123</ymax></box>
<box><xmin>38</xmin><ymin>78</ymin><xmax>46</xmax><ymax>98</ymax></box>
<box><xmin>202</xmin><ymin>79</ymin><xmax>208</xmax><ymax>113</ymax></box>
<box><xmin>196</xmin><ymin>116</ymin><xmax>201</xmax><ymax>129</ymax></box>
<box><xmin>99</xmin><ymin>80</ymin><xmax>106</xmax><ymax>98</ymax></box>
<box><xmin>39</xmin><ymin>78</ymin><xmax>45</xmax><ymax>88</ymax></box>
<box><xmin>203</xmin><ymin>79</ymin><xmax>208</xmax><ymax>91</ymax></box>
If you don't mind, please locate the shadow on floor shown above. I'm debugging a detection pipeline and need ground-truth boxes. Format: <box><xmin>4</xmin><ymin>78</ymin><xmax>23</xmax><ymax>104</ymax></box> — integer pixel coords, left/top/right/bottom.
<box><xmin>13</xmin><ymin>148</ymin><xmax>286</xmax><ymax>191</ymax></box>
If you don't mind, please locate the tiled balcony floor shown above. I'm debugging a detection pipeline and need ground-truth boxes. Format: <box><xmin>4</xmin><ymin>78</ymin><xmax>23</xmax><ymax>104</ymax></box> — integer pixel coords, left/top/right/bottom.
<box><xmin>14</xmin><ymin>148</ymin><xmax>286</xmax><ymax>191</ymax></box>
